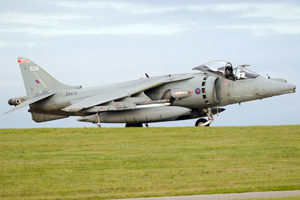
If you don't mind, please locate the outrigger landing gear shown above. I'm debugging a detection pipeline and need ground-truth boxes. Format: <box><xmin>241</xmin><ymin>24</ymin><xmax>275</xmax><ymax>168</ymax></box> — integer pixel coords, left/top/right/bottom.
<box><xmin>195</xmin><ymin>108</ymin><xmax>214</xmax><ymax>127</ymax></box>
<box><xmin>96</xmin><ymin>111</ymin><xmax>101</xmax><ymax>128</ymax></box>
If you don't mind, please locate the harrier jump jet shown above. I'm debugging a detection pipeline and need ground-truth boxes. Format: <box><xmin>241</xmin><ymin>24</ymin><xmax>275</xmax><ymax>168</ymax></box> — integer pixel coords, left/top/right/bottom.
<box><xmin>6</xmin><ymin>58</ymin><xmax>296</xmax><ymax>127</ymax></box>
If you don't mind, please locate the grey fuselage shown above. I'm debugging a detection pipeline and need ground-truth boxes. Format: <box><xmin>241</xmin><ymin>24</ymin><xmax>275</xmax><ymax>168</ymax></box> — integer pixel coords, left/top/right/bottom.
<box><xmin>28</xmin><ymin>72</ymin><xmax>295</xmax><ymax>123</ymax></box>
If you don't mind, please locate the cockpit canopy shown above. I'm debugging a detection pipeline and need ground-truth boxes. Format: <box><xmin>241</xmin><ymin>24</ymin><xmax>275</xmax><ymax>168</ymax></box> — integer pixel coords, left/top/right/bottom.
<box><xmin>193</xmin><ymin>60</ymin><xmax>260</xmax><ymax>80</ymax></box>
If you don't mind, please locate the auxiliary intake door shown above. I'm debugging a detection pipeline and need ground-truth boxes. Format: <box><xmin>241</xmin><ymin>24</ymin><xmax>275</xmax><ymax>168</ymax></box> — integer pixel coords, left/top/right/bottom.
<box><xmin>201</xmin><ymin>76</ymin><xmax>219</xmax><ymax>106</ymax></box>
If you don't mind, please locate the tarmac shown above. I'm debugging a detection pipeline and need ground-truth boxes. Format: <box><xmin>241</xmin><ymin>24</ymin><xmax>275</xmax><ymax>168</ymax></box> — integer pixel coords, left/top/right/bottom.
<box><xmin>115</xmin><ymin>190</ymin><xmax>300</xmax><ymax>200</ymax></box>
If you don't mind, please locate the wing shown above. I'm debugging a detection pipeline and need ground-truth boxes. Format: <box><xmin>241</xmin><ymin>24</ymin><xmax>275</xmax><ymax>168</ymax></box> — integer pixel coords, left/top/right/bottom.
<box><xmin>62</xmin><ymin>74</ymin><xmax>194</xmax><ymax>112</ymax></box>
<box><xmin>5</xmin><ymin>93</ymin><xmax>55</xmax><ymax>114</ymax></box>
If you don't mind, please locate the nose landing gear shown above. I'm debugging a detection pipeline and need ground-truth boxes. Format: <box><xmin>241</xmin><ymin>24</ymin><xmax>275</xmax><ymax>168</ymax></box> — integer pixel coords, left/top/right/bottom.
<box><xmin>195</xmin><ymin>108</ymin><xmax>214</xmax><ymax>127</ymax></box>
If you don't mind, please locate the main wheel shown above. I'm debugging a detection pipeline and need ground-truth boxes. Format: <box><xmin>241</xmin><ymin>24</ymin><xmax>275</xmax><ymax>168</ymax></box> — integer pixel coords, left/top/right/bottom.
<box><xmin>125</xmin><ymin>123</ymin><xmax>143</xmax><ymax>127</ymax></box>
<box><xmin>195</xmin><ymin>118</ymin><xmax>210</xmax><ymax>127</ymax></box>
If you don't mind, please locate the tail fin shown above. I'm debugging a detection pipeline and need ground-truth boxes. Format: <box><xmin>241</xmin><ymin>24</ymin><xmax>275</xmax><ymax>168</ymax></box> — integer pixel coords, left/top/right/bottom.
<box><xmin>17</xmin><ymin>57</ymin><xmax>81</xmax><ymax>95</ymax></box>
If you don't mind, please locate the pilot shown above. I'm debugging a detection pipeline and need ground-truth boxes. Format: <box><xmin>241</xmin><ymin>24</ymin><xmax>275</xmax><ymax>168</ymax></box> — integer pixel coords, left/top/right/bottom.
<box><xmin>225</xmin><ymin>65</ymin><xmax>235</xmax><ymax>81</ymax></box>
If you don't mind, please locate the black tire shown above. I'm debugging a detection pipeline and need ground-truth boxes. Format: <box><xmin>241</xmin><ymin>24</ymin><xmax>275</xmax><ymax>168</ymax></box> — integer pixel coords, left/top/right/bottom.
<box><xmin>125</xmin><ymin>123</ymin><xmax>143</xmax><ymax>128</ymax></box>
<box><xmin>195</xmin><ymin>118</ymin><xmax>210</xmax><ymax>127</ymax></box>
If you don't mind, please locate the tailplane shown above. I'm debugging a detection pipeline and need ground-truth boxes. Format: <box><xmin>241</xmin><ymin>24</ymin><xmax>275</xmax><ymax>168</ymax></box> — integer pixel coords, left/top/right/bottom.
<box><xmin>17</xmin><ymin>57</ymin><xmax>81</xmax><ymax>95</ymax></box>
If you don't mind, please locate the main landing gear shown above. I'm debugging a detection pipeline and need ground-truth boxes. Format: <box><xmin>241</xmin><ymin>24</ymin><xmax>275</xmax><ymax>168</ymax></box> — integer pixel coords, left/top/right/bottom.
<box><xmin>125</xmin><ymin>123</ymin><xmax>143</xmax><ymax>127</ymax></box>
<box><xmin>125</xmin><ymin>123</ymin><xmax>149</xmax><ymax>127</ymax></box>
<box><xmin>195</xmin><ymin>108</ymin><xmax>214</xmax><ymax>127</ymax></box>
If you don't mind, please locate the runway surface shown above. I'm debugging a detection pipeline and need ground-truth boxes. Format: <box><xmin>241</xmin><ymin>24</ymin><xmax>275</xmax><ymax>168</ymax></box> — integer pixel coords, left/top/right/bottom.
<box><xmin>116</xmin><ymin>190</ymin><xmax>300</xmax><ymax>200</ymax></box>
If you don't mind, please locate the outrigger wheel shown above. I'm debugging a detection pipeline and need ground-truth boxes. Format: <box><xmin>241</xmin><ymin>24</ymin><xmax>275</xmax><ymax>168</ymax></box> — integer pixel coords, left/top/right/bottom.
<box><xmin>195</xmin><ymin>118</ymin><xmax>210</xmax><ymax>127</ymax></box>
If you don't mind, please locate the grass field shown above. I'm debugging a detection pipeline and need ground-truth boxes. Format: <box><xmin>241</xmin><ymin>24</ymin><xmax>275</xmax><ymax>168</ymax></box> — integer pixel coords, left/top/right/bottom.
<box><xmin>0</xmin><ymin>126</ymin><xmax>299</xmax><ymax>200</ymax></box>
<box><xmin>238</xmin><ymin>197</ymin><xmax>300</xmax><ymax>200</ymax></box>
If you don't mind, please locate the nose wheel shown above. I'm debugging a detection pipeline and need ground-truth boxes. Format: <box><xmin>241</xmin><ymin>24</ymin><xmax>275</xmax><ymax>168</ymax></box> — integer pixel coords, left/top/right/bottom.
<box><xmin>195</xmin><ymin>118</ymin><xmax>210</xmax><ymax>127</ymax></box>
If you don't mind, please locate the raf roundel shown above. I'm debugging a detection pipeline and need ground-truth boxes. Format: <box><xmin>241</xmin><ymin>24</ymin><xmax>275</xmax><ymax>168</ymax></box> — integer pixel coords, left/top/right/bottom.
<box><xmin>195</xmin><ymin>88</ymin><xmax>201</xmax><ymax>94</ymax></box>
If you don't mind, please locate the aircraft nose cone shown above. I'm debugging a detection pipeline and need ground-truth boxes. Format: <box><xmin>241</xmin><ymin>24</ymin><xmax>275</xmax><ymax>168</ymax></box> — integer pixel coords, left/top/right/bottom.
<box><xmin>291</xmin><ymin>84</ymin><xmax>296</xmax><ymax>93</ymax></box>
<box><xmin>282</xmin><ymin>82</ymin><xmax>295</xmax><ymax>92</ymax></box>
<box><xmin>284</xmin><ymin>82</ymin><xmax>296</xmax><ymax>94</ymax></box>
<box><xmin>262</xmin><ymin>78</ymin><xmax>296</xmax><ymax>96</ymax></box>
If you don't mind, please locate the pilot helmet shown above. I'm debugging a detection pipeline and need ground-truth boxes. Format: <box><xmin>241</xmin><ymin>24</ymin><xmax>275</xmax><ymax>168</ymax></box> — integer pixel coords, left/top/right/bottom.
<box><xmin>225</xmin><ymin>64</ymin><xmax>233</xmax><ymax>75</ymax></box>
<box><xmin>225</xmin><ymin>63</ymin><xmax>232</xmax><ymax>70</ymax></box>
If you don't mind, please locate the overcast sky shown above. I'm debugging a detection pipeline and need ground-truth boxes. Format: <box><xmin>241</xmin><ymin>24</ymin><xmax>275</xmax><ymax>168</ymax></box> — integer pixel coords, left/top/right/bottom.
<box><xmin>1</xmin><ymin>0</ymin><xmax>299</xmax><ymax>128</ymax></box>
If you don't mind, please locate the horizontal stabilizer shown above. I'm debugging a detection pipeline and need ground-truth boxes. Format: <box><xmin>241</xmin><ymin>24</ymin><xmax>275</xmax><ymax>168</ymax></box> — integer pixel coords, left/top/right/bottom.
<box><xmin>5</xmin><ymin>93</ymin><xmax>55</xmax><ymax>114</ymax></box>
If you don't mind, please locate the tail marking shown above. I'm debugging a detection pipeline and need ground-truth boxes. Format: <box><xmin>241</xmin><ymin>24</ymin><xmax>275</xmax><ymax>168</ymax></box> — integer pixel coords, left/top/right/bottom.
<box><xmin>18</xmin><ymin>59</ymin><xmax>30</xmax><ymax>63</ymax></box>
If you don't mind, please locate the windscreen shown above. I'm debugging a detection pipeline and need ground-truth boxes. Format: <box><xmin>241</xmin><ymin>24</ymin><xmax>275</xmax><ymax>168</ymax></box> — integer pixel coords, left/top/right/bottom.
<box><xmin>235</xmin><ymin>66</ymin><xmax>259</xmax><ymax>80</ymax></box>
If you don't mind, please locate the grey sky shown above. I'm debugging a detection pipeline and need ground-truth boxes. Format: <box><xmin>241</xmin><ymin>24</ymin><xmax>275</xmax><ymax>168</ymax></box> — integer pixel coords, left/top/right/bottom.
<box><xmin>1</xmin><ymin>0</ymin><xmax>299</xmax><ymax>128</ymax></box>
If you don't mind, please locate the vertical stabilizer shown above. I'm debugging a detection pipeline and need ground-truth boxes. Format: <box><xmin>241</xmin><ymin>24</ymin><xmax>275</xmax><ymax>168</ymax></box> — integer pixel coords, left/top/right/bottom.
<box><xmin>17</xmin><ymin>57</ymin><xmax>81</xmax><ymax>95</ymax></box>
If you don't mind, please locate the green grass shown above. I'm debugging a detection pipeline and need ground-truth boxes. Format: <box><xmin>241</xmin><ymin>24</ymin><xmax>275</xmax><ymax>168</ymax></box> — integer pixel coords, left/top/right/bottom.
<box><xmin>238</xmin><ymin>197</ymin><xmax>300</xmax><ymax>200</ymax></box>
<box><xmin>0</xmin><ymin>126</ymin><xmax>299</xmax><ymax>199</ymax></box>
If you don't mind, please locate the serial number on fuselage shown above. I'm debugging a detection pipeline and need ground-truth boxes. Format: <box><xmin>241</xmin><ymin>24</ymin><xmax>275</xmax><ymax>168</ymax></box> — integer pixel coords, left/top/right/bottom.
<box><xmin>66</xmin><ymin>92</ymin><xmax>77</xmax><ymax>96</ymax></box>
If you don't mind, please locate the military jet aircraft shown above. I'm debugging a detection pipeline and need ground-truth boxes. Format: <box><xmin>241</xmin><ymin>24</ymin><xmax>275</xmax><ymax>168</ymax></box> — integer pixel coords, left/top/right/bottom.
<box><xmin>6</xmin><ymin>57</ymin><xmax>296</xmax><ymax>127</ymax></box>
